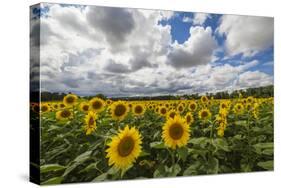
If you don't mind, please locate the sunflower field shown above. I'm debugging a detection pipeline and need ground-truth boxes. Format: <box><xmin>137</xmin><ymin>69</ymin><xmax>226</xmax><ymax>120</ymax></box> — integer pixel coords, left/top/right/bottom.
<box><xmin>33</xmin><ymin>94</ymin><xmax>274</xmax><ymax>185</ymax></box>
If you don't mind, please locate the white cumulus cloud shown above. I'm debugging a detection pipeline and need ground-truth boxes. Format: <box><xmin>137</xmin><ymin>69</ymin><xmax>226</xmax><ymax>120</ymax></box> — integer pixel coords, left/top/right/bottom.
<box><xmin>217</xmin><ymin>15</ymin><xmax>274</xmax><ymax>57</ymax></box>
<box><xmin>167</xmin><ymin>26</ymin><xmax>217</xmax><ymax>68</ymax></box>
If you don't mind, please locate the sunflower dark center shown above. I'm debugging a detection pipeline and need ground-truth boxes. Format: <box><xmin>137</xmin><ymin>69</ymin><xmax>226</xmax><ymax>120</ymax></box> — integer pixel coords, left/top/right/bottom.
<box><xmin>178</xmin><ymin>106</ymin><xmax>183</xmax><ymax>111</ymax></box>
<box><xmin>60</xmin><ymin>104</ymin><xmax>65</xmax><ymax>108</ymax></box>
<box><xmin>66</xmin><ymin>96</ymin><xmax>75</xmax><ymax>103</ymax></box>
<box><xmin>160</xmin><ymin>108</ymin><xmax>167</xmax><ymax>114</ymax></box>
<box><xmin>61</xmin><ymin>110</ymin><xmax>71</xmax><ymax>118</ymax></box>
<box><xmin>222</xmin><ymin>104</ymin><xmax>226</xmax><ymax>108</ymax></box>
<box><xmin>88</xmin><ymin>117</ymin><xmax>94</xmax><ymax>126</ymax></box>
<box><xmin>169</xmin><ymin>123</ymin><xmax>184</xmax><ymax>140</ymax></box>
<box><xmin>118</xmin><ymin>136</ymin><xmax>135</xmax><ymax>157</ymax></box>
<box><xmin>186</xmin><ymin>115</ymin><xmax>191</xmax><ymax>123</ymax></box>
<box><xmin>135</xmin><ymin>106</ymin><xmax>143</xmax><ymax>114</ymax></box>
<box><xmin>201</xmin><ymin>111</ymin><xmax>208</xmax><ymax>118</ymax></box>
<box><xmin>41</xmin><ymin>106</ymin><xmax>48</xmax><ymax>112</ymax></box>
<box><xmin>114</xmin><ymin>104</ymin><xmax>126</xmax><ymax>116</ymax></box>
<box><xmin>83</xmin><ymin>105</ymin><xmax>89</xmax><ymax>111</ymax></box>
<box><xmin>92</xmin><ymin>101</ymin><xmax>102</xmax><ymax>110</ymax></box>
<box><xmin>190</xmin><ymin>104</ymin><xmax>195</xmax><ymax>110</ymax></box>
<box><xmin>170</xmin><ymin>112</ymin><xmax>176</xmax><ymax>118</ymax></box>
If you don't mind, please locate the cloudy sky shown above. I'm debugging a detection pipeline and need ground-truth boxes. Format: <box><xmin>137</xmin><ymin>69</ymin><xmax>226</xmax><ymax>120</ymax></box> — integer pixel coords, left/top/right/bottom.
<box><xmin>30</xmin><ymin>3</ymin><xmax>274</xmax><ymax>97</ymax></box>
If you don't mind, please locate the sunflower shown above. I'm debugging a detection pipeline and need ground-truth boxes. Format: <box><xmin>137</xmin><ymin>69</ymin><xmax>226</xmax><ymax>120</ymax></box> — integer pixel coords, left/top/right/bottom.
<box><xmin>216</xmin><ymin>108</ymin><xmax>228</xmax><ymax>137</ymax></box>
<box><xmin>133</xmin><ymin>104</ymin><xmax>145</xmax><ymax>116</ymax></box>
<box><xmin>245</xmin><ymin>103</ymin><xmax>252</xmax><ymax>111</ymax></box>
<box><xmin>155</xmin><ymin>107</ymin><xmax>159</xmax><ymax>113</ymax></box>
<box><xmin>220</xmin><ymin>101</ymin><xmax>229</xmax><ymax>110</ymax></box>
<box><xmin>52</xmin><ymin>103</ymin><xmax>59</xmax><ymax>110</ymax></box>
<box><xmin>188</xmin><ymin>101</ymin><xmax>197</xmax><ymax>111</ymax></box>
<box><xmin>181</xmin><ymin>102</ymin><xmax>186</xmax><ymax>107</ymax></box>
<box><xmin>159</xmin><ymin>106</ymin><xmax>168</xmax><ymax>116</ymax></box>
<box><xmin>246</xmin><ymin>96</ymin><xmax>254</xmax><ymax>104</ymax></box>
<box><xmin>198</xmin><ymin>108</ymin><xmax>211</xmax><ymax>120</ymax></box>
<box><xmin>252</xmin><ymin>102</ymin><xmax>259</xmax><ymax>119</ymax></box>
<box><xmin>177</xmin><ymin>105</ymin><xmax>184</xmax><ymax>113</ymax></box>
<box><xmin>79</xmin><ymin>102</ymin><xmax>90</xmax><ymax>113</ymax></box>
<box><xmin>111</xmin><ymin>101</ymin><xmax>129</xmax><ymax>121</ymax></box>
<box><xmin>185</xmin><ymin>112</ymin><xmax>194</xmax><ymax>125</ymax></box>
<box><xmin>56</xmin><ymin>109</ymin><xmax>72</xmax><ymax>120</ymax></box>
<box><xmin>167</xmin><ymin>110</ymin><xmax>178</xmax><ymax>119</ymax></box>
<box><xmin>63</xmin><ymin>94</ymin><xmax>78</xmax><ymax>106</ymax></box>
<box><xmin>201</xmin><ymin>96</ymin><xmax>209</xmax><ymax>103</ymax></box>
<box><xmin>106</xmin><ymin>99</ymin><xmax>113</xmax><ymax>106</ymax></box>
<box><xmin>40</xmin><ymin>104</ymin><xmax>50</xmax><ymax>113</ymax></box>
<box><xmin>233</xmin><ymin>103</ymin><xmax>244</xmax><ymax>114</ymax></box>
<box><xmin>59</xmin><ymin>103</ymin><xmax>66</xmax><ymax>109</ymax></box>
<box><xmin>162</xmin><ymin>115</ymin><xmax>190</xmax><ymax>149</ymax></box>
<box><xmin>106</xmin><ymin>125</ymin><xmax>142</xmax><ymax>170</ymax></box>
<box><xmin>148</xmin><ymin>104</ymin><xmax>153</xmax><ymax>110</ymax></box>
<box><xmin>84</xmin><ymin>111</ymin><xmax>97</xmax><ymax>135</ymax></box>
<box><xmin>89</xmin><ymin>97</ymin><xmax>105</xmax><ymax>113</ymax></box>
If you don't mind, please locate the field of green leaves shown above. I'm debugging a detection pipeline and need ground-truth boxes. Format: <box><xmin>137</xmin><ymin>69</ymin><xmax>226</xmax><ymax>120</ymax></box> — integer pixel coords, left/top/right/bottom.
<box><xmin>33</xmin><ymin>95</ymin><xmax>274</xmax><ymax>185</ymax></box>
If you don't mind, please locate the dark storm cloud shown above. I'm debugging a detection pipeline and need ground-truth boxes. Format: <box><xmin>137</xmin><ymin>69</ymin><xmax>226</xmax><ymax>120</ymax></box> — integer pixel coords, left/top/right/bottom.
<box><xmin>86</xmin><ymin>6</ymin><xmax>135</xmax><ymax>51</ymax></box>
<box><xmin>104</xmin><ymin>47</ymin><xmax>154</xmax><ymax>73</ymax></box>
<box><xmin>104</xmin><ymin>59</ymin><xmax>131</xmax><ymax>73</ymax></box>
<box><xmin>104</xmin><ymin>56</ymin><xmax>153</xmax><ymax>74</ymax></box>
<box><xmin>129</xmin><ymin>53</ymin><xmax>154</xmax><ymax>71</ymax></box>
<box><xmin>166</xmin><ymin>48</ymin><xmax>213</xmax><ymax>69</ymax></box>
<box><xmin>47</xmin><ymin>71</ymin><xmax>86</xmax><ymax>89</ymax></box>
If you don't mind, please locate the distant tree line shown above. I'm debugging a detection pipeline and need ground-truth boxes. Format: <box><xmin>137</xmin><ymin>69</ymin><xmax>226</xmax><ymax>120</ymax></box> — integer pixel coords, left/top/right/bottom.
<box><xmin>40</xmin><ymin>92</ymin><xmax>108</xmax><ymax>102</ymax></box>
<box><xmin>40</xmin><ymin>92</ymin><xmax>69</xmax><ymax>102</ymax></box>
<box><xmin>210</xmin><ymin>85</ymin><xmax>273</xmax><ymax>99</ymax></box>
<box><xmin>39</xmin><ymin>85</ymin><xmax>273</xmax><ymax>102</ymax></box>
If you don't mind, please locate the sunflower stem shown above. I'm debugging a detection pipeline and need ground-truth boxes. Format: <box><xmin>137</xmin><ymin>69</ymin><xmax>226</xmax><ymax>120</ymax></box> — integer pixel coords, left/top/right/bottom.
<box><xmin>167</xmin><ymin>148</ymin><xmax>176</xmax><ymax>166</ymax></box>
<box><xmin>119</xmin><ymin>169</ymin><xmax>123</xmax><ymax>179</ymax></box>
<box><xmin>210</xmin><ymin>121</ymin><xmax>214</xmax><ymax>139</ymax></box>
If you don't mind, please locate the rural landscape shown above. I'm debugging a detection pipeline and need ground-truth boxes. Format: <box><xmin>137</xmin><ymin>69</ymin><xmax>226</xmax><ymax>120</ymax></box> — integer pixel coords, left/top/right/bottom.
<box><xmin>30</xmin><ymin>86</ymin><xmax>273</xmax><ymax>184</ymax></box>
